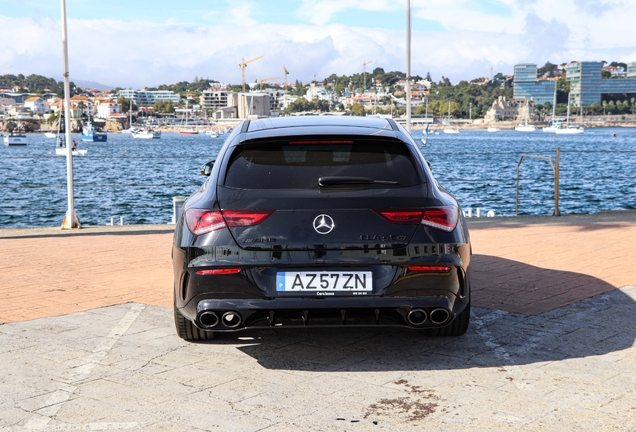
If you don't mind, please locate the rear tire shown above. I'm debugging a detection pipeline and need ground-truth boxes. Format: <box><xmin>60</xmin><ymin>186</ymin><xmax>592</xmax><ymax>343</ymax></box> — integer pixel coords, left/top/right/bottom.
<box><xmin>426</xmin><ymin>303</ymin><xmax>470</xmax><ymax>337</ymax></box>
<box><xmin>174</xmin><ymin>306</ymin><xmax>217</xmax><ymax>341</ymax></box>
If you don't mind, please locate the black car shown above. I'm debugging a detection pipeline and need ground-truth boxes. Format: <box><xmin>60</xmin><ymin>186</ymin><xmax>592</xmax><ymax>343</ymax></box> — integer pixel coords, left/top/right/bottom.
<box><xmin>172</xmin><ymin>116</ymin><xmax>471</xmax><ymax>341</ymax></box>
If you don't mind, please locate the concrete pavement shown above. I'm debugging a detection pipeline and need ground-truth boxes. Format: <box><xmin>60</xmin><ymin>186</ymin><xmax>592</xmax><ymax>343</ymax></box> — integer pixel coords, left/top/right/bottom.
<box><xmin>1</xmin><ymin>212</ymin><xmax>636</xmax><ymax>430</ymax></box>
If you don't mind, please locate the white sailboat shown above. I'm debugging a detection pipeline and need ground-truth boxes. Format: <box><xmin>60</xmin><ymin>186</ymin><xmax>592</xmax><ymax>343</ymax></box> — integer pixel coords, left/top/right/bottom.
<box><xmin>543</xmin><ymin>84</ymin><xmax>559</xmax><ymax>133</ymax></box>
<box><xmin>515</xmin><ymin>98</ymin><xmax>536</xmax><ymax>132</ymax></box>
<box><xmin>554</xmin><ymin>93</ymin><xmax>584</xmax><ymax>134</ymax></box>
<box><xmin>179</xmin><ymin>99</ymin><xmax>198</xmax><ymax>134</ymax></box>
<box><xmin>132</xmin><ymin>129</ymin><xmax>161</xmax><ymax>139</ymax></box>
<box><xmin>54</xmin><ymin>112</ymin><xmax>87</xmax><ymax>156</ymax></box>
<box><xmin>55</xmin><ymin>146</ymin><xmax>87</xmax><ymax>156</ymax></box>
<box><xmin>443</xmin><ymin>102</ymin><xmax>459</xmax><ymax>134</ymax></box>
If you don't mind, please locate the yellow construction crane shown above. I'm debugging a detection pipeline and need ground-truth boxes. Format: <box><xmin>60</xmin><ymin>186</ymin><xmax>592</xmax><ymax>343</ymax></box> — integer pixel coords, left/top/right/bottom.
<box><xmin>257</xmin><ymin>77</ymin><xmax>280</xmax><ymax>91</ymax></box>
<box><xmin>283</xmin><ymin>66</ymin><xmax>289</xmax><ymax>94</ymax></box>
<box><xmin>238</xmin><ymin>56</ymin><xmax>264</xmax><ymax>92</ymax></box>
<box><xmin>363</xmin><ymin>60</ymin><xmax>374</xmax><ymax>90</ymax></box>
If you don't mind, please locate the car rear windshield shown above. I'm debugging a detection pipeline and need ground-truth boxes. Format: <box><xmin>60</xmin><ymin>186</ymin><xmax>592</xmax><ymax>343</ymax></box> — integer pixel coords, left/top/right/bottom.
<box><xmin>224</xmin><ymin>139</ymin><xmax>421</xmax><ymax>189</ymax></box>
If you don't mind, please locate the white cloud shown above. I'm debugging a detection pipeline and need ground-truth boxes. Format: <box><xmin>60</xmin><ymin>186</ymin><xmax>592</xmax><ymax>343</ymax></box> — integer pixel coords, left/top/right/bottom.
<box><xmin>298</xmin><ymin>0</ymin><xmax>400</xmax><ymax>26</ymax></box>
<box><xmin>1</xmin><ymin>1</ymin><xmax>636</xmax><ymax>89</ymax></box>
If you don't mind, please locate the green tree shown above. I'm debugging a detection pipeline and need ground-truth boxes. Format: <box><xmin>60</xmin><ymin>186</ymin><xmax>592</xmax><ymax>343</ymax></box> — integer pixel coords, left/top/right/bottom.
<box><xmin>117</xmin><ymin>97</ymin><xmax>137</xmax><ymax>113</ymax></box>
<box><xmin>153</xmin><ymin>99</ymin><xmax>175</xmax><ymax>114</ymax></box>
<box><xmin>350</xmin><ymin>103</ymin><xmax>366</xmax><ymax>116</ymax></box>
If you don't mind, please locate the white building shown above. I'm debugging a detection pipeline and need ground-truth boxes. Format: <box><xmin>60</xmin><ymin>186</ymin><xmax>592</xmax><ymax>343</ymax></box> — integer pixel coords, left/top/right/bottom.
<box><xmin>97</xmin><ymin>100</ymin><xmax>121</xmax><ymax>119</ymax></box>
<box><xmin>24</xmin><ymin>97</ymin><xmax>45</xmax><ymax>114</ymax></box>
<box><xmin>119</xmin><ymin>90</ymin><xmax>180</xmax><ymax>105</ymax></box>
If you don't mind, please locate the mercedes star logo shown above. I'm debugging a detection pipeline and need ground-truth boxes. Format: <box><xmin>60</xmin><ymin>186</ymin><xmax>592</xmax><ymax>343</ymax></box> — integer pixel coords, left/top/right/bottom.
<box><xmin>313</xmin><ymin>214</ymin><xmax>335</xmax><ymax>235</ymax></box>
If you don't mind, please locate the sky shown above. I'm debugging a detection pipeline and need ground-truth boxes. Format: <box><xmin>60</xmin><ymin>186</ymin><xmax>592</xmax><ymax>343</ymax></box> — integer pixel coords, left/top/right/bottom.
<box><xmin>1</xmin><ymin>0</ymin><xmax>636</xmax><ymax>89</ymax></box>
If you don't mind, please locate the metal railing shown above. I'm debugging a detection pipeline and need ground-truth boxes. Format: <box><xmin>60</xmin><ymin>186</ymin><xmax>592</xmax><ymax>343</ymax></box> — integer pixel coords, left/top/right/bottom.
<box><xmin>515</xmin><ymin>147</ymin><xmax>560</xmax><ymax>216</ymax></box>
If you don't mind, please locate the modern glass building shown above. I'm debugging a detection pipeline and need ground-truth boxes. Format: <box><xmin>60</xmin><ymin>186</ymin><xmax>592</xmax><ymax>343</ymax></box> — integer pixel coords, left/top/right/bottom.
<box><xmin>513</xmin><ymin>64</ymin><xmax>556</xmax><ymax>105</ymax></box>
<box><xmin>566</xmin><ymin>62</ymin><xmax>636</xmax><ymax>106</ymax></box>
<box><xmin>118</xmin><ymin>90</ymin><xmax>180</xmax><ymax>105</ymax></box>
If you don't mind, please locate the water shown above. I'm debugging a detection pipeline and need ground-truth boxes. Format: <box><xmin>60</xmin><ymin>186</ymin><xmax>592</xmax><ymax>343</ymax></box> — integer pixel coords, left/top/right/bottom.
<box><xmin>1</xmin><ymin>128</ymin><xmax>635</xmax><ymax>228</ymax></box>
<box><xmin>415</xmin><ymin>128</ymin><xmax>636</xmax><ymax>218</ymax></box>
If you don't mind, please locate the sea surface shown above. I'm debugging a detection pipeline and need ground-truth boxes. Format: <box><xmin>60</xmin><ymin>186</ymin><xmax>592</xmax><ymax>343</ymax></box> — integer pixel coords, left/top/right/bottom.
<box><xmin>1</xmin><ymin>128</ymin><xmax>635</xmax><ymax>228</ymax></box>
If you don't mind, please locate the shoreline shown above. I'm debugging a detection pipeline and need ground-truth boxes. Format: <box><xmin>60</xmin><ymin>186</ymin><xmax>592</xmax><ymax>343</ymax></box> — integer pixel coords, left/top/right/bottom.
<box><xmin>9</xmin><ymin>123</ymin><xmax>636</xmax><ymax>133</ymax></box>
<box><xmin>2</xmin><ymin>209</ymin><xmax>636</xmax><ymax>238</ymax></box>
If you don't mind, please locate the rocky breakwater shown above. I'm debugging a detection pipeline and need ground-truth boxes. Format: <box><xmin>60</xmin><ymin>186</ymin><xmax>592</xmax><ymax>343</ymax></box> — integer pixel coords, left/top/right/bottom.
<box><xmin>0</xmin><ymin>120</ymin><xmax>41</xmax><ymax>132</ymax></box>
<box><xmin>104</xmin><ymin>119</ymin><xmax>125</xmax><ymax>132</ymax></box>
<box><xmin>0</xmin><ymin>119</ymin><xmax>85</xmax><ymax>133</ymax></box>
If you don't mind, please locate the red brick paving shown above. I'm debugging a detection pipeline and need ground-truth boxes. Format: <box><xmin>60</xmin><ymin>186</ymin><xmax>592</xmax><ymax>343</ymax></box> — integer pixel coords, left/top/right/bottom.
<box><xmin>1</xmin><ymin>220</ymin><xmax>635</xmax><ymax>323</ymax></box>
<box><xmin>469</xmin><ymin>222</ymin><xmax>636</xmax><ymax>314</ymax></box>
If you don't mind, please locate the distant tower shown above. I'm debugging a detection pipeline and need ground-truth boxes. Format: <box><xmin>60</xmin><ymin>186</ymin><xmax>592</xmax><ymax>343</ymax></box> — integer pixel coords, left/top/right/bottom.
<box><xmin>490</xmin><ymin>65</ymin><xmax>493</xmax><ymax>80</ymax></box>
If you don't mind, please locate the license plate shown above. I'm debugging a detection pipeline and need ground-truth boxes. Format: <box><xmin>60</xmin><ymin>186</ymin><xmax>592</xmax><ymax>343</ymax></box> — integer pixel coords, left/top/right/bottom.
<box><xmin>277</xmin><ymin>271</ymin><xmax>372</xmax><ymax>295</ymax></box>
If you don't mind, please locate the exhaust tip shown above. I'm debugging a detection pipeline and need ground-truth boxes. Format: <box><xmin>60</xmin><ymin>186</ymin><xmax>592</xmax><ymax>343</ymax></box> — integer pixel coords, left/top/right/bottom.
<box><xmin>222</xmin><ymin>311</ymin><xmax>242</xmax><ymax>328</ymax></box>
<box><xmin>407</xmin><ymin>309</ymin><xmax>427</xmax><ymax>326</ymax></box>
<box><xmin>199</xmin><ymin>311</ymin><xmax>219</xmax><ymax>328</ymax></box>
<box><xmin>430</xmin><ymin>308</ymin><xmax>451</xmax><ymax>325</ymax></box>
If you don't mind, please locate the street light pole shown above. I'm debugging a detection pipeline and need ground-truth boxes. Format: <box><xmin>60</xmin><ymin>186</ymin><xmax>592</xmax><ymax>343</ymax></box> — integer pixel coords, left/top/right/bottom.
<box><xmin>60</xmin><ymin>0</ymin><xmax>80</xmax><ymax>229</ymax></box>
<box><xmin>405</xmin><ymin>0</ymin><xmax>412</xmax><ymax>133</ymax></box>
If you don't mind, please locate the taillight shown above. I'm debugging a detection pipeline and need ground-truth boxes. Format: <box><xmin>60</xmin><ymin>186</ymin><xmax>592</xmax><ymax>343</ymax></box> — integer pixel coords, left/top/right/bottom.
<box><xmin>196</xmin><ymin>268</ymin><xmax>241</xmax><ymax>275</ymax></box>
<box><xmin>373</xmin><ymin>206</ymin><xmax>458</xmax><ymax>232</ymax></box>
<box><xmin>372</xmin><ymin>210</ymin><xmax>423</xmax><ymax>224</ymax></box>
<box><xmin>407</xmin><ymin>265</ymin><xmax>451</xmax><ymax>272</ymax></box>
<box><xmin>420</xmin><ymin>207</ymin><xmax>458</xmax><ymax>232</ymax></box>
<box><xmin>185</xmin><ymin>209</ymin><xmax>275</xmax><ymax>236</ymax></box>
<box><xmin>222</xmin><ymin>210</ymin><xmax>275</xmax><ymax>227</ymax></box>
<box><xmin>186</xmin><ymin>209</ymin><xmax>225</xmax><ymax>235</ymax></box>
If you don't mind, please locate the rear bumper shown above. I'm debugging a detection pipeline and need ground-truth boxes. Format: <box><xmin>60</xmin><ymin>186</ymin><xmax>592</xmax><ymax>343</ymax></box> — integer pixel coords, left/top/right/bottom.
<box><xmin>178</xmin><ymin>293</ymin><xmax>469</xmax><ymax>332</ymax></box>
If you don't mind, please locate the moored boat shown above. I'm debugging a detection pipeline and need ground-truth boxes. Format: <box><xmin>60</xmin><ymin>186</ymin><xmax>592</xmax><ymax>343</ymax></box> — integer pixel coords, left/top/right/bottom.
<box><xmin>179</xmin><ymin>129</ymin><xmax>199</xmax><ymax>135</ymax></box>
<box><xmin>487</xmin><ymin>127</ymin><xmax>500</xmax><ymax>132</ymax></box>
<box><xmin>55</xmin><ymin>136</ymin><xmax>87</xmax><ymax>155</ymax></box>
<box><xmin>44</xmin><ymin>132</ymin><xmax>57</xmax><ymax>138</ymax></box>
<box><xmin>515</xmin><ymin>124</ymin><xmax>536</xmax><ymax>132</ymax></box>
<box><xmin>3</xmin><ymin>131</ymin><xmax>28</xmax><ymax>146</ymax></box>
<box><xmin>132</xmin><ymin>129</ymin><xmax>161</xmax><ymax>139</ymax></box>
<box><xmin>81</xmin><ymin>121</ymin><xmax>107</xmax><ymax>142</ymax></box>
<box><xmin>55</xmin><ymin>147</ymin><xmax>87</xmax><ymax>156</ymax></box>
<box><xmin>554</xmin><ymin>126</ymin><xmax>585</xmax><ymax>134</ymax></box>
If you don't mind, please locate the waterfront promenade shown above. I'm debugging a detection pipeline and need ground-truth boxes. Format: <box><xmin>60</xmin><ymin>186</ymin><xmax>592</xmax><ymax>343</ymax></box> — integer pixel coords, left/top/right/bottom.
<box><xmin>1</xmin><ymin>212</ymin><xmax>635</xmax><ymax>430</ymax></box>
<box><xmin>1</xmin><ymin>212</ymin><xmax>635</xmax><ymax>323</ymax></box>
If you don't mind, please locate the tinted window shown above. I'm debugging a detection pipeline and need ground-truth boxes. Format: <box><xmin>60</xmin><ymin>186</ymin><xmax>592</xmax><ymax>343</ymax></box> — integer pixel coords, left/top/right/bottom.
<box><xmin>224</xmin><ymin>139</ymin><xmax>420</xmax><ymax>189</ymax></box>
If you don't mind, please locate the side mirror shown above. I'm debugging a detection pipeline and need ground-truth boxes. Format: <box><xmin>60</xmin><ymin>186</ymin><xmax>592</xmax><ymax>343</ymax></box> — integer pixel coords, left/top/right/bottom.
<box><xmin>200</xmin><ymin>160</ymin><xmax>215</xmax><ymax>177</ymax></box>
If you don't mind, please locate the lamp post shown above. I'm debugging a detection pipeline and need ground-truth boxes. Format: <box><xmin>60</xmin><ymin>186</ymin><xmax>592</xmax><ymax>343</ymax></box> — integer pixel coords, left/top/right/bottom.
<box><xmin>405</xmin><ymin>0</ymin><xmax>412</xmax><ymax>133</ymax></box>
<box><xmin>60</xmin><ymin>0</ymin><xmax>80</xmax><ymax>229</ymax></box>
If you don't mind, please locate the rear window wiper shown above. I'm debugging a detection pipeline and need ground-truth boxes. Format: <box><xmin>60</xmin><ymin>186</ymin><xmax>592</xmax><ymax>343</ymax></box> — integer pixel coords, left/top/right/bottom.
<box><xmin>318</xmin><ymin>176</ymin><xmax>399</xmax><ymax>187</ymax></box>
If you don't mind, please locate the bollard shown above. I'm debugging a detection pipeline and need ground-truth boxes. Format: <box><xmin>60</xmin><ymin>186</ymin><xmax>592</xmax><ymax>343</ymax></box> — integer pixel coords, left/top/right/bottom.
<box><xmin>120</xmin><ymin>216</ymin><xmax>125</xmax><ymax>226</ymax></box>
<box><xmin>172</xmin><ymin>196</ymin><xmax>186</xmax><ymax>224</ymax></box>
<box><xmin>110</xmin><ymin>216</ymin><xmax>115</xmax><ymax>226</ymax></box>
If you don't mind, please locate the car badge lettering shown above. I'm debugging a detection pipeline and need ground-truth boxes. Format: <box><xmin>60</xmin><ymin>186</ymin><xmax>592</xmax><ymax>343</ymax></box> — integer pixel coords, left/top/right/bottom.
<box><xmin>313</xmin><ymin>214</ymin><xmax>335</xmax><ymax>235</ymax></box>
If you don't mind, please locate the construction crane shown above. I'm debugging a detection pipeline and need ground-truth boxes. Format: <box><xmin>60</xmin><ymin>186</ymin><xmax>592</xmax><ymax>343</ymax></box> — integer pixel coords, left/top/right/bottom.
<box><xmin>257</xmin><ymin>77</ymin><xmax>280</xmax><ymax>91</ymax></box>
<box><xmin>283</xmin><ymin>66</ymin><xmax>289</xmax><ymax>94</ymax></box>
<box><xmin>238</xmin><ymin>56</ymin><xmax>263</xmax><ymax>92</ymax></box>
<box><xmin>362</xmin><ymin>60</ymin><xmax>374</xmax><ymax>91</ymax></box>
